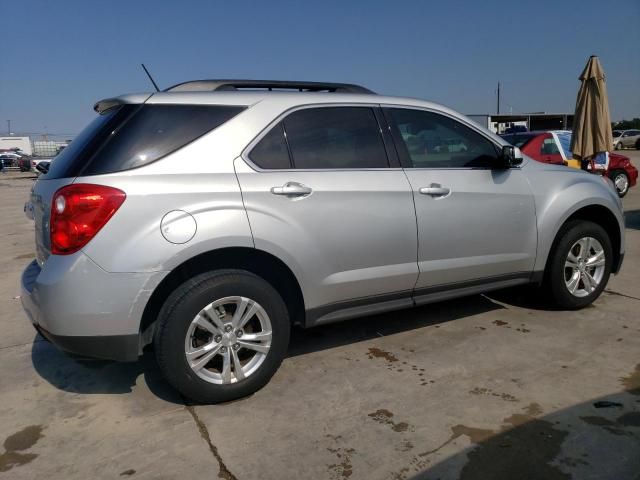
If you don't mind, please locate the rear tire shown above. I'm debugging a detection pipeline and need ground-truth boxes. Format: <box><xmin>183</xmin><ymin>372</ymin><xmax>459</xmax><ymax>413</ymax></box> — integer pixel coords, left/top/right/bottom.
<box><xmin>154</xmin><ymin>269</ymin><xmax>290</xmax><ymax>404</ymax></box>
<box><xmin>635</xmin><ymin>139</ymin><xmax>640</xmax><ymax>150</ymax></box>
<box><xmin>544</xmin><ymin>220</ymin><xmax>612</xmax><ymax>309</ymax></box>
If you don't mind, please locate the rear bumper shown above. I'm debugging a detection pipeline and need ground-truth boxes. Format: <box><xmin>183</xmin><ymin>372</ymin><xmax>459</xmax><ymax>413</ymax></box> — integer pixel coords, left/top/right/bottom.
<box><xmin>21</xmin><ymin>254</ymin><xmax>166</xmax><ymax>362</ymax></box>
<box><xmin>34</xmin><ymin>324</ymin><xmax>139</xmax><ymax>362</ymax></box>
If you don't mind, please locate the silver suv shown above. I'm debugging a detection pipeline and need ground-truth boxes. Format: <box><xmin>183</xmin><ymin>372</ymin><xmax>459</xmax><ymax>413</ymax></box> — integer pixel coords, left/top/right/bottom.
<box><xmin>21</xmin><ymin>80</ymin><xmax>625</xmax><ymax>403</ymax></box>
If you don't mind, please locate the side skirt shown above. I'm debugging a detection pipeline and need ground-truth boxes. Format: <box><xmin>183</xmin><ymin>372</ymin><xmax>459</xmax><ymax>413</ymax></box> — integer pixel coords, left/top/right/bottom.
<box><xmin>305</xmin><ymin>272</ymin><xmax>532</xmax><ymax>328</ymax></box>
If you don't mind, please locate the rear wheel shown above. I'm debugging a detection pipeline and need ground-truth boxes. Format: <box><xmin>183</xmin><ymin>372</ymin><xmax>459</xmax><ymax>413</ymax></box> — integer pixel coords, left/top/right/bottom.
<box><xmin>545</xmin><ymin>220</ymin><xmax>612</xmax><ymax>309</ymax></box>
<box><xmin>635</xmin><ymin>139</ymin><xmax>640</xmax><ymax>150</ymax></box>
<box><xmin>154</xmin><ymin>270</ymin><xmax>290</xmax><ymax>403</ymax></box>
<box><xmin>610</xmin><ymin>170</ymin><xmax>630</xmax><ymax>198</ymax></box>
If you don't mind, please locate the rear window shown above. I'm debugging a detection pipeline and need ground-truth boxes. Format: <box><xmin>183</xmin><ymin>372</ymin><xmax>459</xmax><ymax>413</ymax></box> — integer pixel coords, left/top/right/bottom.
<box><xmin>45</xmin><ymin>104</ymin><xmax>245</xmax><ymax>178</ymax></box>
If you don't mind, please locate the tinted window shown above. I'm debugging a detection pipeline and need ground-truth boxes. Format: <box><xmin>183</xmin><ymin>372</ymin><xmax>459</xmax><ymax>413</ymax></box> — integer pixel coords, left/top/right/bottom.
<box><xmin>249</xmin><ymin>123</ymin><xmax>291</xmax><ymax>169</ymax></box>
<box><xmin>283</xmin><ymin>107</ymin><xmax>388</xmax><ymax>169</ymax></box>
<box><xmin>613</xmin><ymin>131</ymin><xmax>621</xmax><ymax>138</ymax></box>
<box><xmin>45</xmin><ymin>105</ymin><xmax>133</xmax><ymax>179</ymax></box>
<box><xmin>46</xmin><ymin>104</ymin><xmax>244</xmax><ymax>179</ymax></box>
<box><xmin>386</xmin><ymin>109</ymin><xmax>499</xmax><ymax>168</ymax></box>
<box><xmin>84</xmin><ymin>105</ymin><xmax>244</xmax><ymax>175</ymax></box>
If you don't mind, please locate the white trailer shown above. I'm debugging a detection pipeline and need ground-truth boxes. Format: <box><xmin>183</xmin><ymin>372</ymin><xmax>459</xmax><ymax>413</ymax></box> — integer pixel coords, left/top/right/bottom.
<box><xmin>0</xmin><ymin>136</ymin><xmax>32</xmax><ymax>155</ymax></box>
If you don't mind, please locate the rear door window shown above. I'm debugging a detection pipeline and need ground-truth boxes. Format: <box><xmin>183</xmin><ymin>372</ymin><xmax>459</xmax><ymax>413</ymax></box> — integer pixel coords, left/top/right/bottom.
<box><xmin>46</xmin><ymin>104</ymin><xmax>245</xmax><ymax>178</ymax></box>
<box><xmin>283</xmin><ymin>107</ymin><xmax>389</xmax><ymax>169</ymax></box>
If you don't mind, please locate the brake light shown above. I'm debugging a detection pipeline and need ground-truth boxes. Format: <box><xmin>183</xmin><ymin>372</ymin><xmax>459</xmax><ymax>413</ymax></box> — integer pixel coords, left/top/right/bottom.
<box><xmin>50</xmin><ymin>184</ymin><xmax>126</xmax><ymax>255</ymax></box>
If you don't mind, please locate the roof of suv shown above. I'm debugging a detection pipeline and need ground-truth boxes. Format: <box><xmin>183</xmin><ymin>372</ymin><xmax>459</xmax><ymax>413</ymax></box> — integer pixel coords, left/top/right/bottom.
<box><xmin>93</xmin><ymin>79</ymin><xmax>503</xmax><ymax>143</ymax></box>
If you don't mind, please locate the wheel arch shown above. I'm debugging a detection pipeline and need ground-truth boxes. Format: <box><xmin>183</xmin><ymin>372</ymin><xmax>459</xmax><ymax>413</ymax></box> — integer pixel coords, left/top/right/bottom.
<box><xmin>139</xmin><ymin>247</ymin><xmax>306</xmax><ymax>340</ymax></box>
<box><xmin>543</xmin><ymin>204</ymin><xmax>623</xmax><ymax>278</ymax></box>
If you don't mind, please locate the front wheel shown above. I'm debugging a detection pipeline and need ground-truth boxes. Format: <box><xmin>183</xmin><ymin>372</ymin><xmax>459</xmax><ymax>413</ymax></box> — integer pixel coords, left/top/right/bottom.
<box><xmin>154</xmin><ymin>270</ymin><xmax>290</xmax><ymax>403</ymax></box>
<box><xmin>610</xmin><ymin>170</ymin><xmax>630</xmax><ymax>197</ymax></box>
<box><xmin>614</xmin><ymin>142</ymin><xmax>622</xmax><ymax>150</ymax></box>
<box><xmin>545</xmin><ymin>220</ymin><xmax>612</xmax><ymax>309</ymax></box>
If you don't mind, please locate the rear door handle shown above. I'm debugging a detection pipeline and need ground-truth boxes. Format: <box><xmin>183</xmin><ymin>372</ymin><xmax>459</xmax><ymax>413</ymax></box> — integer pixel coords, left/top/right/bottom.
<box><xmin>270</xmin><ymin>182</ymin><xmax>313</xmax><ymax>197</ymax></box>
<box><xmin>419</xmin><ymin>184</ymin><xmax>451</xmax><ymax>197</ymax></box>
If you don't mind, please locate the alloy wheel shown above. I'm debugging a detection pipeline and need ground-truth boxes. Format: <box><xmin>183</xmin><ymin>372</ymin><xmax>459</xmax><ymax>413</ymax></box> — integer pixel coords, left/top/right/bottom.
<box><xmin>614</xmin><ymin>173</ymin><xmax>629</xmax><ymax>196</ymax></box>
<box><xmin>184</xmin><ymin>296</ymin><xmax>272</xmax><ymax>384</ymax></box>
<box><xmin>564</xmin><ymin>237</ymin><xmax>606</xmax><ymax>298</ymax></box>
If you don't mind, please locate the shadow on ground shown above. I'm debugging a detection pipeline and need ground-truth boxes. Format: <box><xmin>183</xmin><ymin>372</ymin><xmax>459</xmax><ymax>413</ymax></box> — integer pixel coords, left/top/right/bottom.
<box><xmin>408</xmin><ymin>364</ymin><xmax>640</xmax><ymax>480</ymax></box>
<box><xmin>625</xmin><ymin>209</ymin><xmax>640</xmax><ymax>230</ymax></box>
<box><xmin>31</xmin><ymin>294</ymin><xmax>506</xmax><ymax>399</ymax></box>
<box><xmin>30</xmin><ymin>335</ymin><xmax>183</xmax><ymax>404</ymax></box>
<box><xmin>288</xmin><ymin>293</ymin><xmax>505</xmax><ymax>357</ymax></box>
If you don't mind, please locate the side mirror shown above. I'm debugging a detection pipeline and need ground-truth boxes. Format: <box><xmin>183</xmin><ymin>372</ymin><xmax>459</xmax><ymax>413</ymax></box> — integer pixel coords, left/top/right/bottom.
<box><xmin>499</xmin><ymin>145</ymin><xmax>523</xmax><ymax>168</ymax></box>
<box><xmin>36</xmin><ymin>162</ymin><xmax>50</xmax><ymax>175</ymax></box>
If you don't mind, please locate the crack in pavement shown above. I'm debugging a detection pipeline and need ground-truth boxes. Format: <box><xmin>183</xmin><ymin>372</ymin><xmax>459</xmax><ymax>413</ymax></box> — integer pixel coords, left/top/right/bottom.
<box><xmin>605</xmin><ymin>289</ymin><xmax>640</xmax><ymax>302</ymax></box>
<box><xmin>184</xmin><ymin>402</ymin><xmax>238</xmax><ymax>480</ymax></box>
<box><xmin>0</xmin><ymin>338</ymin><xmax>45</xmax><ymax>351</ymax></box>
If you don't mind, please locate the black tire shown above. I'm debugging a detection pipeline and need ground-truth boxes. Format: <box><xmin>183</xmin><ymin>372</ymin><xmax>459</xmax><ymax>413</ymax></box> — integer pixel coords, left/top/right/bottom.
<box><xmin>614</xmin><ymin>142</ymin><xmax>622</xmax><ymax>150</ymax></box>
<box><xmin>544</xmin><ymin>220</ymin><xmax>612</xmax><ymax>309</ymax></box>
<box><xmin>636</xmin><ymin>139</ymin><xmax>640</xmax><ymax>150</ymax></box>
<box><xmin>610</xmin><ymin>169</ymin><xmax>630</xmax><ymax>198</ymax></box>
<box><xmin>154</xmin><ymin>269</ymin><xmax>290</xmax><ymax>404</ymax></box>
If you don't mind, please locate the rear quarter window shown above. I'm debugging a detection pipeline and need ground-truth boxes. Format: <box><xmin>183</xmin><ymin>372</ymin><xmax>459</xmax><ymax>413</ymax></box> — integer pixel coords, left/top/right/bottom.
<box><xmin>45</xmin><ymin>104</ymin><xmax>245</xmax><ymax>178</ymax></box>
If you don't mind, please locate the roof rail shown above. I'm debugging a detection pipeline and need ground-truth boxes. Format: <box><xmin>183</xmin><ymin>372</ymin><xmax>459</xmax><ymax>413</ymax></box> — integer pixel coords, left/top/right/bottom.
<box><xmin>164</xmin><ymin>79</ymin><xmax>375</xmax><ymax>94</ymax></box>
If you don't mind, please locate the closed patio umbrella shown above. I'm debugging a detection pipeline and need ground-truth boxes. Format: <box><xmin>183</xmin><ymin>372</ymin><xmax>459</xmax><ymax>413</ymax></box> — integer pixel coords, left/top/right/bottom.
<box><xmin>570</xmin><ymin>56</ymin><xmax>613</xmax><ymax>164</ymax></box>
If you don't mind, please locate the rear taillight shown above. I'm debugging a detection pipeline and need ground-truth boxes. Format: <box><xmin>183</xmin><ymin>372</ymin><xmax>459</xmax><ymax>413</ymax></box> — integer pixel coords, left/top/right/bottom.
<box><xmin>50</xmin><ymin>184</ymin><xmax>126</xmax><ymax>255</ymax></box>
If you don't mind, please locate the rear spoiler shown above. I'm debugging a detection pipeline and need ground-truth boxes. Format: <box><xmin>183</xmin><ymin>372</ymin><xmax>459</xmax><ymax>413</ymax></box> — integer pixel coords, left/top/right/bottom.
<box><xmin>93</xmin><ymin>93</ymin><xmax>153</xmax><ymax>114</ymax></box>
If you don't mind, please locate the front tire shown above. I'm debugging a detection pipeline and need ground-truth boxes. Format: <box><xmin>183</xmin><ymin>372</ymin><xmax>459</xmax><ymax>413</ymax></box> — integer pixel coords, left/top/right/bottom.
<box><xmin>545</xmin><ymin>220</ymin><xmax>612</xmax><ymax>309</ymax></box>
<box><xmin>154</xmin><ymin>270</ymin><xmax>290</xmax><ymax>403</ymax></box>
<box><xmin>610</xmin><ymin>169</ymin><xmax>630</xmax><ymax>197</ymax></box>
<box><xmin>614</xmin><ymin>142</ymin><xmax>622</xmax><ymax>150</ymax></box>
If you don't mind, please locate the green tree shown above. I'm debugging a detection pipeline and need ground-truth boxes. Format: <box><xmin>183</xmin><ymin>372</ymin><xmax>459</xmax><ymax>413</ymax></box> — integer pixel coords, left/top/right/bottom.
<box><xmin>612</xmin><ymin>118</ymin><xmax>640</xmax><ymax>130</ymax></box>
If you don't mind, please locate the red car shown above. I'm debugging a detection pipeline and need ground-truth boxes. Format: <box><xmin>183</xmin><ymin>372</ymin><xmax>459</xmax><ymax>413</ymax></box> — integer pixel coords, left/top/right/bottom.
<box><xmin>501</xmin><ymin>130</ymin><xmax>638</xmax><ymax>197</ymax></box>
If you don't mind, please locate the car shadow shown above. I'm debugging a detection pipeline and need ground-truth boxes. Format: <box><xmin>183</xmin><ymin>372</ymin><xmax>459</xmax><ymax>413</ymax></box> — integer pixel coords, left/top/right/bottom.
<box><xmin>288</xmin><ymin>293</ymin><xmax>506</xmax><ymax>357</ymax></box>
<box><xmin>408</xmin><ymin>366</ymin><xmax>640</xmax><ymax>480</ymax></box>
<box><xmin>30</xmin><ymin>334</ymin><xmax>184</xmax><ymax>405</ymax></box>
<box><xmin>28</xmin><ymin>288</ymin><xmax>561</xmax><ymax>401</ymax></box>
<box><xmin>624</xmin><ymin>209</ymin><xmax>640</xmax><ymax>230</ymax></box>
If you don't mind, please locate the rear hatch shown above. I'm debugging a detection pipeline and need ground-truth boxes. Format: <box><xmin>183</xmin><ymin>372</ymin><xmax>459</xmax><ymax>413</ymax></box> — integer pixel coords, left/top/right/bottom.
<box><xmin>29</xmin><ymin>94</ymin><xmax>245</xmax><ymax>263</ymax></box>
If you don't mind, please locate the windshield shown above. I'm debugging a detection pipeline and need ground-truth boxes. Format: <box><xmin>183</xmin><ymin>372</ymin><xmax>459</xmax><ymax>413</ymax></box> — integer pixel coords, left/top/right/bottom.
<box><xmin>45</xmin><ymin>106</ymin><xmax>130</xmax><ymax>179</ymax></box>
<box><xmin>613</xmin><ymin>131</ymin><xmax>622</xmax><ymax>138</ymax></box>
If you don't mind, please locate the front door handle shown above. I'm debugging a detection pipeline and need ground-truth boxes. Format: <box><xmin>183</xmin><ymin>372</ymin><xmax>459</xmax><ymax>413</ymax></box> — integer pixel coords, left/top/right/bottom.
<box><xmin>419</xmin><ymin>183</ymin><xmax>451</xmax><ymax>197</ymax></box>
<box><xmin>271</xmin><ymin>182</ymin><xmax>313</xmax><ymax>197</ymax></box>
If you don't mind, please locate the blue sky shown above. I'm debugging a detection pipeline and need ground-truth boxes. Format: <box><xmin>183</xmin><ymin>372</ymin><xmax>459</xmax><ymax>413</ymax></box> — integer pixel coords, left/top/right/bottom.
<box><xmin>2</xmin><ymin>0</ymin><xmax>639</xmax><ymax>136</ymax></box>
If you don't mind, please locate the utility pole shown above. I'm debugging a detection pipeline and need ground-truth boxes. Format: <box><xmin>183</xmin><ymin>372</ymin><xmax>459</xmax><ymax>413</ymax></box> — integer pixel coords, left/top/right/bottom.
<box><xmin>496</xmin><ymin>82</ymin><xmax>501</xmax><ymax>115</ymax></box>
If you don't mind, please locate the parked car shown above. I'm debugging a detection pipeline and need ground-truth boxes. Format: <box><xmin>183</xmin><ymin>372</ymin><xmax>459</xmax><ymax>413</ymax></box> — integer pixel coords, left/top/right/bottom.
<box><xmin>22</xmin><ymin>80</ymin><xmax>625</xmax><ymax>403</ymax></box>
<box><xmin>613</xmin><ymin>129</ymin><xmax>640</xmax><ymax>150</ymax></box>
<box><xmin>0</xmin><ymin>154</ymin><xmax>16</xmax><ymax>168</ymax></box>
<box><xmin>501</xmin><ymin>130</ymin><xmax>638</xmax><ymax>197</ymax></box>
